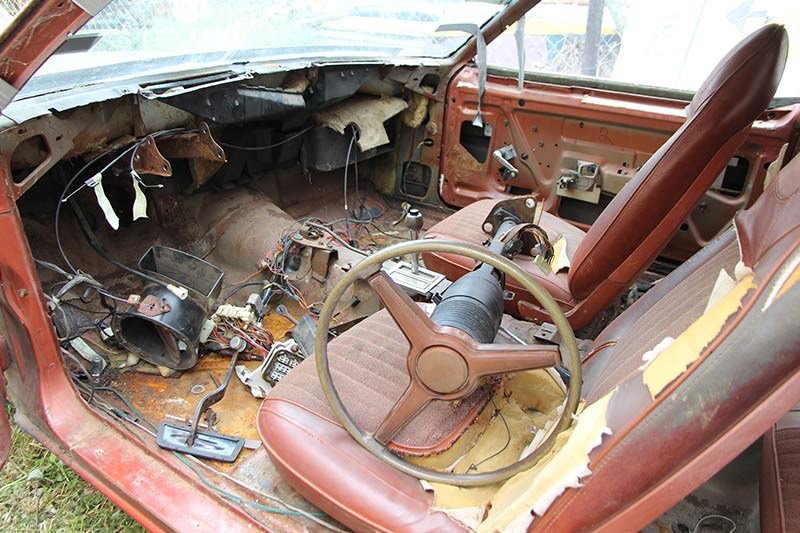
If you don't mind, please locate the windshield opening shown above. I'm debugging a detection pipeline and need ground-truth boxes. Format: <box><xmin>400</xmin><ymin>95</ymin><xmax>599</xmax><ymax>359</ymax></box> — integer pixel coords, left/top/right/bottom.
<box><xmin>19</xmin><ymin>0</ymin><xmax>508</xmax><ymax>98</ymax></box>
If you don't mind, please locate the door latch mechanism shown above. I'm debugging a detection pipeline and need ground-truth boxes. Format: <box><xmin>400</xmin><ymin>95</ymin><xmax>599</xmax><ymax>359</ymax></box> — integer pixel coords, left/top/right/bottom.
<box><xmin>558</xmin><ymin>160</ymin><xmax>600</xmax><ymax>191</ymax></box>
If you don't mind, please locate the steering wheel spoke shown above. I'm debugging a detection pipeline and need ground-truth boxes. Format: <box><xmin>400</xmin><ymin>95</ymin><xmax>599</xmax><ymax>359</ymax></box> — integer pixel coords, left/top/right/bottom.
<box><xmin>368</xmin><ymin>272</ymin><xmax>434</xmax><ymax>349</ymax></box>
<box><xmin>467</xmin><ymin>343</ymin><xmax>561</xmax><ymax>378</ymax></box>
<box><xmin>317</xmin><ymin>239</ymin><xmax>582</xmax><ymax>486</ymax></box>
<box><xmin>373</xmin><ymin>382</ymin><xmax>431</xmax><ymax>446</ymax></box>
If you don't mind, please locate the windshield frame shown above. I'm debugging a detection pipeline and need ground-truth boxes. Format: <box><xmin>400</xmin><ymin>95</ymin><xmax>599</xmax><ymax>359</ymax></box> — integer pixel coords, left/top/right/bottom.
<box><xmin>10</xmin><ymin>0</ymin><xmax>519</xmax><ymax>102</ymax></box>
<box><xmin>0</xmin><ymin>0</ymin><xmax>533</xmax><ymax>122</ymax></box>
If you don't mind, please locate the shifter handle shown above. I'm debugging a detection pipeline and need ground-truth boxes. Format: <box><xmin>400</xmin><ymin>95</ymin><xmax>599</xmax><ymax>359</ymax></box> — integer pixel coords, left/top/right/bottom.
<box><xmin>406</xmin><ymin>207</ymin><xmax>423</xmax><ymax>238</ymax></box>
<box><xmin>392</xmin><ymin>203</ymin><xmax>424</xmax><ymax>272</ymax></box>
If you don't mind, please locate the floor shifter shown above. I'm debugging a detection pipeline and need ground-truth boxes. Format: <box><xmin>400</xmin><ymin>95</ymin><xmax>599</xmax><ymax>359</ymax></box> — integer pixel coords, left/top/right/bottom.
<box><xmin>392</xmin><ymin>202</ymin><xmax>424</xmax><ymax>272</ymax></box>
<box><xmin>385</xmin><ymin>203</ymin><xmax>449</xmax><ymax>297</ymax></box>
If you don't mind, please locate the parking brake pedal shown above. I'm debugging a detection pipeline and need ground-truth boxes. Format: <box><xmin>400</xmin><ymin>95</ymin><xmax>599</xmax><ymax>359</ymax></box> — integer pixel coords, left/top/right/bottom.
<box><xmin>156</xmin><ymin>337</ymin><xmax>246</xmax><ymax>462</ymax></box>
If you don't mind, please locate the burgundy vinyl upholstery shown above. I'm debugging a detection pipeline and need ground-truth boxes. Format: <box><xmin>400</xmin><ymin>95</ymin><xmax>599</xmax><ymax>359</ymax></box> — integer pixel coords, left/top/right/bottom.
<box><xmin>532</xmin><ymin>151</ymin><xmax>800</xmax><ymax>531</ymax></box>
<box><xmin>424</xmin><ymin>24</ymin><xmax>788</xmax><ymax>330</ymax></box>
<box><xmin>259</xmin><ymin>152</ymin><xmax>800</xmax><ymax>532</ymax></box>
<box><xmin>264</xmin><ymin>309</ymin><xmax>493</xmax><ymax>454</ymax></box>
<box><xmin>259</xmin><ymin>310</ymin><xmax>486</xmax><ymax>532</ymax></box>
<box><xmin>761</xmin><ymin>407</ymin><xmax>800</xmax><ymax>533</ymax></box>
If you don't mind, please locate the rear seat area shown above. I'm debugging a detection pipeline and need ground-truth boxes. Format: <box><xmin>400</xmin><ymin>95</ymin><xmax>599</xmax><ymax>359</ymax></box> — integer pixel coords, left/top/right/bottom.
<box><xmin>762</xmin><ymin>405</ymin><xmax>800</xmax><ymax>531</ymax></box>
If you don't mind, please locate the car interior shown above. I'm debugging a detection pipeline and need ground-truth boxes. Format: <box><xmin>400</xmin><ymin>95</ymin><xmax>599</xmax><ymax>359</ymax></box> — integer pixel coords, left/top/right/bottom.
<box><xmin>0</xmin><ymin>2</ymin><xmax>799</xmax><ymax>532</ymax></box>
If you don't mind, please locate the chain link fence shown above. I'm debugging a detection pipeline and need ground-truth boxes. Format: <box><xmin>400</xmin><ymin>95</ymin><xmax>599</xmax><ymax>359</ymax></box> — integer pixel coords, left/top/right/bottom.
<box><xmin>81</xmin><ymin>0</ymin><xmax>172</xmax><ymax>32</ymax></box>
<box><xmin>0</xmin><ymin>0</ymin><xmax>27</xmax><ymax>16</ymax></box>
<box><xmin>541</xmin><ymin>34</ymin><xmax>621</xmax><ymax>78</ymax></box>
<box><xmin>488</xmin><ymin>0</ymin><xmax>628</xmax><ymax>79</ymax></box>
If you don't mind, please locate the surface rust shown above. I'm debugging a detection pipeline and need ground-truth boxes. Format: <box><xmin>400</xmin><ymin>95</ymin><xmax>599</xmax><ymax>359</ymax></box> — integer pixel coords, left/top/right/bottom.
<box><xmin>109</xmin><ymin>355</ymin><xmax>265</xmax><ymax>471</ymax></box>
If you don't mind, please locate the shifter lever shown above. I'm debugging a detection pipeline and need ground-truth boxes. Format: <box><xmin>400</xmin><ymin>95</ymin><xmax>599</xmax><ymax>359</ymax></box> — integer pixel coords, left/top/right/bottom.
<box><xmin>406</xmin><ymin>208</ymin><xmax>424</xmax><ymax>273</ymax></box>
<box><xmin>392</xmin><ymin>202</ymin><xmax>424</xmax><ymax>273</ymax></box>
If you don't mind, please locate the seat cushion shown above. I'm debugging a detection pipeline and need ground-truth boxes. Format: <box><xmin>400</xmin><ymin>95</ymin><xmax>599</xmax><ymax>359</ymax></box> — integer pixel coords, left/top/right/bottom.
<box><xmin>761</xmin><ymin>407</ymin><xmax>800</xmax><ymax>532</ymax></box>
<box><xmin>423</xmin><ymin>198</ymin><xmax>585</xmax><ymax>313</ymax></box>
<box><xmin>258</xmin><ymin>309</ymin><xmax>492</xmax><ymax>532</ymax></box>
<box><xmin>264</xmin><ymin>308</ymin><xmax>494</xmax><ymax>454</ymax></box>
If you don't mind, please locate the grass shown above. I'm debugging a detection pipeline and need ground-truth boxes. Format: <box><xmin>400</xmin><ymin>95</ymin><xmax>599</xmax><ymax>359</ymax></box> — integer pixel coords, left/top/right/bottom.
<box><xmin>0</xmin><ymin>418</ymin><xmax>144</xmax><ymax>532</ymax></box>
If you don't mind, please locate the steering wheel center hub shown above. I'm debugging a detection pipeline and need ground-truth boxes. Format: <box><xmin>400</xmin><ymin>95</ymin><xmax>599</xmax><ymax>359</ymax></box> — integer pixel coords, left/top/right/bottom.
<box><xmin>416</xmin><ymin>346</ymin><xmax>468</xmax><ymax>394</ymax></box>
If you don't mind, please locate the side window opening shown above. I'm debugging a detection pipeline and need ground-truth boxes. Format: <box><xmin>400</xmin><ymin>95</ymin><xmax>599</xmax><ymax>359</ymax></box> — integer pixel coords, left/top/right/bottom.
<box><xmin>486</xmin><ymin>0</ymin><xmax>797</xmax><ymax>99</ymax></box>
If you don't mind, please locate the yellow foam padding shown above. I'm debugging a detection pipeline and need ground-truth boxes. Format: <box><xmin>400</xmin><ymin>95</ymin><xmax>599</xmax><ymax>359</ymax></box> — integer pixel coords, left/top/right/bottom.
<box><xmin>550</xmin><ymin>236</ymin><xmax>571</xmax><ymax>273</ymax></box>
<box><xmin>477</xmin><ymin>389</ymin><xmax>615</xmax><ymax>533</ymax></box>
<box><xmin>402</xmin><ymin>91</ymin><xmax>430</xmax><ymax>129</ymax></box>
<box><xmin>642</xmin><ymin>274</ymin><xmax>755</xmax><ymax>398</ymax></box>
<box><xmin>415</xmin><ymin>370</ymin><xmax>566</xmax><ymax>510</ymax></box>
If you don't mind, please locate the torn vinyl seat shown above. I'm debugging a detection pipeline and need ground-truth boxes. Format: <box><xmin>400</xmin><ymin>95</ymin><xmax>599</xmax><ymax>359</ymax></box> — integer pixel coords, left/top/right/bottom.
<box><xmin>258</xmin><ymin>151</ymin><xmax>800</xmax><ymax>532</ymax></box>
<box><xmin>424</xmin><ymin>24</ymin><xmax>788</xmax><ymax>330</ymax></box>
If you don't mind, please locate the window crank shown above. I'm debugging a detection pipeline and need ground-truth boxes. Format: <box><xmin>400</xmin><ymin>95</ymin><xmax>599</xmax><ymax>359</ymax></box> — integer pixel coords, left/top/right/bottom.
<box><xmin>492</xmin><ymin>144</ymin><xmax>519</xmax><ymax>181</ymax></box>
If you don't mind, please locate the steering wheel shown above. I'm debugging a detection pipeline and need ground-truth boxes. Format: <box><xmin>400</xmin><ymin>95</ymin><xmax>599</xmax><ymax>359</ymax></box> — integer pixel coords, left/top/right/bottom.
<box><xmin>316</xmin><ymin>240</ymin><xmax>582</xmax><ymax>487</ymax></box>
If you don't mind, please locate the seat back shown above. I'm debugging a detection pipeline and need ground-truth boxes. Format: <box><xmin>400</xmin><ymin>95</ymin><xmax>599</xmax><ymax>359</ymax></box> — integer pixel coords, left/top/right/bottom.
<box><xmin>567</xmin><ymin>24</ymin><xmax>788</xmax><ymax>301</ymax></box>
<box><xmin>528</xmin><ymin>153</ymin><xmax>800</xmax><ymax>531</ymax></box>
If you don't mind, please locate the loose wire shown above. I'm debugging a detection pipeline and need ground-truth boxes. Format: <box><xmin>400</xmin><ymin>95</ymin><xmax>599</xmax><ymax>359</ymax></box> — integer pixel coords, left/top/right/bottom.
<box><xmin>55</xmin><ymin>129</ymin><xmax>193</xmax><ymax>275</ymax></box>
<box><xmin>218</xmin><ymin>126</ymin><xmax>312</xmax><ymax>151</ymax></box>
<box><xmin>70</xmin><ymin>376</ymin><xmax>343</xmax><ymax>531</ymax></box>
<box><xmin>692</xmin><ymin>514</ymin><xmax>736</xmax><ymax>533</ymax></box>
<box><xmin>466</xmin><ymin>396</ymin><xmax>511</xmax><ymax>472</ymax></box>
<box><xmin>342</xmin><ymin>128</ymin><xmax>356</xmax><ymax>243</ymax></box>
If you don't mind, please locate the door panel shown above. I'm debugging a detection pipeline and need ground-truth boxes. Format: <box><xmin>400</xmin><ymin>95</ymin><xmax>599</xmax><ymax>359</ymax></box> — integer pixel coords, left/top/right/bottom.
<box><xmin>440</xmin><ymin>66</ymin><xmax>800</xmax><ymax>260</ymax></box>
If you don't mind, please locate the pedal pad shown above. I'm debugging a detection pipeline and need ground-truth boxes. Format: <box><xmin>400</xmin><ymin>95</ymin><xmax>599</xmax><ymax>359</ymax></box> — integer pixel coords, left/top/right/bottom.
<box><xmin>157</xmin><ymin>422</ymin><xmax>244</xmax><ymax>462</ymax></box>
